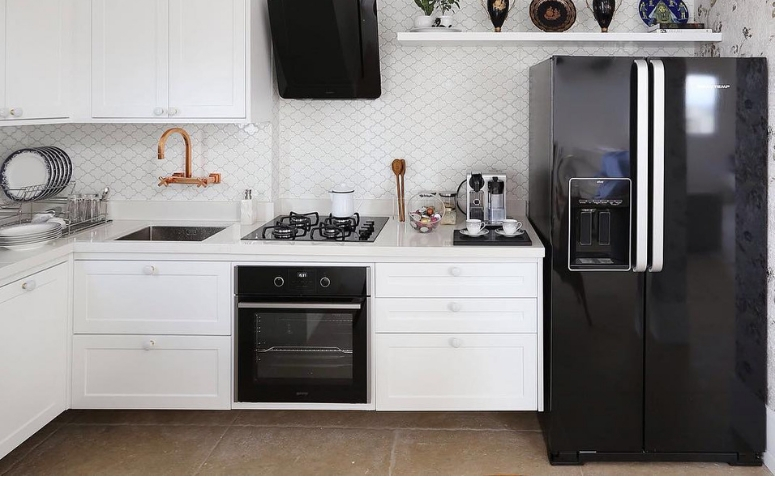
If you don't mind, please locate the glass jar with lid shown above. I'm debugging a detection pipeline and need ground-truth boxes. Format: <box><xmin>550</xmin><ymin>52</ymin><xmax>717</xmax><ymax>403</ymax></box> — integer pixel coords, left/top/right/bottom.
<box><xmin>439</xmin><ymin>192</ymin><xmax>458</xmax><ymax>225</ymax></box>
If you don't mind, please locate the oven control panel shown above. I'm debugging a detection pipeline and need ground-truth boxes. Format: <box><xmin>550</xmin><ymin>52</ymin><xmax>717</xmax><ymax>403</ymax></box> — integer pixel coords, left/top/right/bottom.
<box><xmin>237</xmin><ymin>266</ymin><xmax>368</xmax><ymax>297</ymax></box>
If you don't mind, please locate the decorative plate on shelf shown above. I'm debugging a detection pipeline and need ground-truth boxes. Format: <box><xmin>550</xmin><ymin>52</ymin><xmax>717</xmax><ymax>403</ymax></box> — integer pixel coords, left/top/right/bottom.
<box><xmin>529</xmin><ymin>0</ymin><xmax>577</xmax><ymax>32</ymax></box>
<box><xmin>638</xmin><ymin>0</ymin><xmax>689</xmax><ymax>26</ymax></box>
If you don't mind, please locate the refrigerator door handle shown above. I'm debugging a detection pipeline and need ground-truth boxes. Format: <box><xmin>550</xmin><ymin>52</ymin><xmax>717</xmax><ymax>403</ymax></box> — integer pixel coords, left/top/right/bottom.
<box><xmin>649</xmin><ymin>59</ymin><xmax>666</xmax><ymax>273</ymax></box>
<box><xmin>633</xmin><ymin>59</ymin><xmax>650</xmax><ymax>273</ymax></box>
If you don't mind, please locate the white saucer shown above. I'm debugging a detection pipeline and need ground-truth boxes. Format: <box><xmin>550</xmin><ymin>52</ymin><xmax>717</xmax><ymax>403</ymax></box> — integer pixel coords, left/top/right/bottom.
<box><xmin>460</xmin><ymin>229</ymin><xmax>489</xmax><ymax>237</ymax></box>
<box><xmin>410</xmin><ymin>27</ymin><xmax>463</xmax><ymax>32</ymax></box>
<box><xmin>496</xmin><ymin>228</ymin><xmax>525</xmax><ymax>237</ymax></box>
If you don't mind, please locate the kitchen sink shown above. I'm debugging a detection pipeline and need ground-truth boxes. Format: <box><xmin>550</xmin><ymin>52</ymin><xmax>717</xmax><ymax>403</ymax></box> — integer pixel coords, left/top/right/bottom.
<box><xmin>115</xmin><ymin>226</ymin><xmax>226</xmax><ymax>242</ymax></box>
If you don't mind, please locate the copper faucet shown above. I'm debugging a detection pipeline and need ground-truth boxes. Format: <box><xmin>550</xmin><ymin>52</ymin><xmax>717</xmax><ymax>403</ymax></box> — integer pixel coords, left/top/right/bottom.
<box><xmin>157</xmin><ymin>128</ymin><xmax>221</xmax><ymax>188</ymax></box>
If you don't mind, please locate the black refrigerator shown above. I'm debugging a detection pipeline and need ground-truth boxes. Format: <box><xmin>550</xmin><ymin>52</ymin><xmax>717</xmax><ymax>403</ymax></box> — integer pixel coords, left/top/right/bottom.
<box><xmin>528</xmin><ymin>56</ymin><xmax>768</xmax><ymax>465</ymax></box>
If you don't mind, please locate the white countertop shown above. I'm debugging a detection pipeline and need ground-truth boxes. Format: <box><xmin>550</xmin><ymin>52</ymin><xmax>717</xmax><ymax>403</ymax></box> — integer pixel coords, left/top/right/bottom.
<box><xmin>0</xmin><ymin>217</ymin><xmax>544</xmax><ymax>285</ymax></box>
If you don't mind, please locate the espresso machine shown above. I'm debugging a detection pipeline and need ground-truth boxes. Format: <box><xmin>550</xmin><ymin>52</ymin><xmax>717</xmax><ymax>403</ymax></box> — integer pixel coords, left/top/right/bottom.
<box><xmin>465</xmin><ymin>173</ymin><xmax>507</xmax><ymax>226</ymax></box>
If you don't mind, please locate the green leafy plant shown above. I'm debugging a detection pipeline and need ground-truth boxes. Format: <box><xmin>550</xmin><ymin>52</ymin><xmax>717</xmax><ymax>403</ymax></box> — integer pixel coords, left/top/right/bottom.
<box><xmin>438</xmin><ymin>0</ymin><xmax>459</xmax><ymax>14</ymax></box>
<box><xmin>414</xmin><ymin>0</ymin><xmax>436</xmax><ymax>16</ymax></box>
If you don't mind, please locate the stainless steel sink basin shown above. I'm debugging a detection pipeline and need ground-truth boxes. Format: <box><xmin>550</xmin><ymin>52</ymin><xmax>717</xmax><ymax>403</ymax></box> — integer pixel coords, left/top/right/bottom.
<box><xmin>115</xmin><ymin>226</ymin><xmax>226</xmax><ymax>242</ymax></box>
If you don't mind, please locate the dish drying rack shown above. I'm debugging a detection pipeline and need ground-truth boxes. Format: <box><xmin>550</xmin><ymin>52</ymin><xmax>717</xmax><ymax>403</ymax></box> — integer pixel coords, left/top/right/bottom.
<box><xmin>0</xmin><ymin>183</ymin><xmax>110</xmax><ymax>236</ymax></box>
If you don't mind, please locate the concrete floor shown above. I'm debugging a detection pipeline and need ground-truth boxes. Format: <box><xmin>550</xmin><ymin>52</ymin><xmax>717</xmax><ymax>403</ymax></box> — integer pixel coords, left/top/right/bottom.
<box><xmin>0</xmin><ymin>411</ymin><xmax>771</xmax><ymax>476</ymax></box>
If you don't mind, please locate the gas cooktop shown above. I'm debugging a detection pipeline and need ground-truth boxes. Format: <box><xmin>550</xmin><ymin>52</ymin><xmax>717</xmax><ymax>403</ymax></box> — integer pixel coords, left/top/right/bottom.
<box><xmin>242</xmin><ymin>212</ymin><xmax>389</xmax><ymax>243</ymax></box>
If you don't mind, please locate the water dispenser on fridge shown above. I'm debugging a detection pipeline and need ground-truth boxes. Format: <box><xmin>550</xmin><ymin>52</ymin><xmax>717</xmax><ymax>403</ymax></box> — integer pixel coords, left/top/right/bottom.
<box><xmin>568</xmin><ymin>178</ymin><xmax>631</xmax><ymax>271</ymax></box>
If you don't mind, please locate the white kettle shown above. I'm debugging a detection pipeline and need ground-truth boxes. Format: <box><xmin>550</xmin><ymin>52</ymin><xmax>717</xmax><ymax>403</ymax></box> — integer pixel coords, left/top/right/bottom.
<box><xmin>330</xmin><ymin>186</ymin><xmax>355</xmax><ymax>218</ymax></box>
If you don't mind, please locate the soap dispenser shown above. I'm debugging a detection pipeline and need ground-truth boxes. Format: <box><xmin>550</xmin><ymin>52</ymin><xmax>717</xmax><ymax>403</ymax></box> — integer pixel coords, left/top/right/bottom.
<box><xmin>241</xmin><ymin>189</ymin><xmax>254</xmax><ymax>225</ymax></box>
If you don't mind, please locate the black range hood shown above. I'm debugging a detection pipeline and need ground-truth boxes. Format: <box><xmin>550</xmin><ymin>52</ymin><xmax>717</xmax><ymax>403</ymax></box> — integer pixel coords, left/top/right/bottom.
<box><xmin>267</xmin><ymin>0</ymin><xmax>381</xmax><ymax>99</ymax></box>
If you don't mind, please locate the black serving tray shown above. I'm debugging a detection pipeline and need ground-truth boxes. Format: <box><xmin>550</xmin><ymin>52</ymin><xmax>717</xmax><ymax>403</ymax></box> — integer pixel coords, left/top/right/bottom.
<box><xmin>453</xmin><ymin>229</ymin><xmax>533</xmax><ymax>246</ymax></box>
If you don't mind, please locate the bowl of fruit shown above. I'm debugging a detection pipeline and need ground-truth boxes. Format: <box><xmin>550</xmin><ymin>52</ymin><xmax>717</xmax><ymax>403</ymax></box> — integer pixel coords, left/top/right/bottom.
<box><xmin>408</xmin><ymin>192</ymin><xmax>446</xmax><ymax>233</ymax></box>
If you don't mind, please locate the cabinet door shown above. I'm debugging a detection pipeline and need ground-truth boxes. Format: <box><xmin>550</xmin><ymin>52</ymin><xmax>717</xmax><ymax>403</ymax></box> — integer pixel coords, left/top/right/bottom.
<box><xmin>72</xmin><ymin>335</ymin><xmax>231</xmax><ymax>410</ymax></box>
<box><xmin>91</xmin><ymin>0</ymin><xmax>168</xmax><ymax>118</ymax></box>
<box><xmin>375</xmin><ymin>334</ymin><xmax>537</xmax><ymax>411</ymax></box>
<box><xmin>168</xmin><ymin>0</ymin><xmax>246</xmax><ymax>119</ymax></box>
<box><xmin>5</xmin><ymin>0</ymin><xmax>70</xmax><ymax>120</ymax></box>
<box><xmin>0</xmin><ymin>264</ymin><xmax>68</xmax><ymax>459</ymax></box>
<box><xmin>74</xmin><ymin>260</ymin><xmax>231</xmax><ymax>336</ymax></box>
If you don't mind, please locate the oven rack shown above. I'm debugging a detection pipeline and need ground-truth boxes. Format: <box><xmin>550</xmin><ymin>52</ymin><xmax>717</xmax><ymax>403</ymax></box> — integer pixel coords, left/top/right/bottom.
<box><xmin>256</xmin><ymin>346</ymin><xmax>353</xmax><ymax>354</ymax></box>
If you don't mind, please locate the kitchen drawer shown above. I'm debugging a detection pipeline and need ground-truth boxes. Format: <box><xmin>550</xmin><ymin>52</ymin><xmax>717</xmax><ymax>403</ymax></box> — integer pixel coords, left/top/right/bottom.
<box><xmin>375</xmin><ymin>334</ymin><xmax>537</xmax><ymax>411</ymax></box>
<box><xmin>72</xmin><ymin>335</ymin><xmax>231</xmax><ymax>410</ymax></box>
<box><xmin>375</xmin><ymin>298</ymin><xmax>537</xmax><ymax>334</ymax></box>
<box><xmin>74</xmin><ymin>260</ymin><xmax>231</xmax><ymax>335</ymax></box>
<box><xmin>375</xmin><ymin>262</ymin><xmax>537</xmax><ymax>298</ymax></box>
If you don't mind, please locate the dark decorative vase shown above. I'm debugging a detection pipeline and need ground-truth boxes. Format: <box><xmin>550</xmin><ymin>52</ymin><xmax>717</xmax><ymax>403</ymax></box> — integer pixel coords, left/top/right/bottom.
<box><xmin>587</xmin><ymin>0</ymin><xmax>616</xmax><ymax>32</ymax></box>
<box><xmin>485</xmin><ymin>0</ymin><xmax>510</xmax><ymax>32</ymax></box>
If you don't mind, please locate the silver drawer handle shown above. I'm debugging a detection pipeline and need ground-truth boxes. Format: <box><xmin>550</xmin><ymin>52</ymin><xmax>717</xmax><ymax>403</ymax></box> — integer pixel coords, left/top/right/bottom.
<box><xmin>238</xmin><ymin>303</ymin><xmax>362</xmax><ymax>310</ymax></box>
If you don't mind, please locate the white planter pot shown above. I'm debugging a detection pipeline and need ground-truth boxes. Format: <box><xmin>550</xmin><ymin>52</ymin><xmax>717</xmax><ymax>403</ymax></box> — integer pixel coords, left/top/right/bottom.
<box><xmin>438</xmin><ymin>15</ymin><xmax>454</xmax><ymax>27</ymax></box>
<box><xmin>414</xmin><ymin>15</ymin><xmax>435</xmax><ymax>28</ymax></box>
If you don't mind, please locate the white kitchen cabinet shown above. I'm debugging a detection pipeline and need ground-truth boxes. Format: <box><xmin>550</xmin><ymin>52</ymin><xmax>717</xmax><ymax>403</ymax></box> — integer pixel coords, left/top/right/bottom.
<box><xmin>90</xmin><ymin>0</ymin><xmax>268</xmax><ymax>122</ymax></box>
<box><xmin>375</xmin><ymin>334</ymin><xmax>537</xmax><ymax>411</ymax></box>
<box><xmin>376</xmin><ymin>262</ymin><xmax>538</xmax><ymax>298</ymax></box>
<box><xmin>0</xmin><ymin>263</ymin><xmax>68</xmax><ymax>459</ymax></box>
<box><xmin>168</xmin><ymin>0</ymin><xmax>246</xmax><ymax>119</ymax></box>
<box><xmin>91</xmin><ymin>0</ymin><xmax>168</xmax><ymax>118</ymax></box>
<box><xmin>72</xmin><ymin>334</ymin><xmax>231</xmax><ymax>409</ymax></box>
<box><xmin>74</xmin><ymin>260</ymin><xmax>231</xmax><ymax>335</ymax></box>
<box><xmin>376</xmin><ymin>298</ymin><xmax>537</xmax><ymax>334</ymax></box>
<box><xmin>0</xmin><ymin>0</ymin><xmax>71</xmax><ymax>121</ymax></box>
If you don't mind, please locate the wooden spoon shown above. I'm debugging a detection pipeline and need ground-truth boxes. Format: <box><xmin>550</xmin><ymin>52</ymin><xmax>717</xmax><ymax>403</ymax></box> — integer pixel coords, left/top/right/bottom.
<box><xmin>399</xmin><ymin>159</ymin><xmax>407</xmax><ymax>222</ymax></box>
<box><xmin>391</xmin><ymin>159</ymin><xmax>403</xmax><ymax>221</ymax></box>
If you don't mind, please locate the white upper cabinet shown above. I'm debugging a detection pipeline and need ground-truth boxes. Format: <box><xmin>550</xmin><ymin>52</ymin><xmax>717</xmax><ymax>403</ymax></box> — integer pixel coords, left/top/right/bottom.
<box><xmin>168</xmin><ymin>0</ymin><xmax>246</xmax><ymax>119</ymax></box>
<box><xmin>90</xmin><ymin>0</ymin><xmax>268</xmax><ymax>122</ymax></box>
<box><xmin>1</xmin><ymin>0</ymin><xmax>71</xmax><ymax>121</ymax></box>
<box><xmin>91</xmin><ymin>0</ymin><xmax>169</xmax><ymax>118</ymax></box>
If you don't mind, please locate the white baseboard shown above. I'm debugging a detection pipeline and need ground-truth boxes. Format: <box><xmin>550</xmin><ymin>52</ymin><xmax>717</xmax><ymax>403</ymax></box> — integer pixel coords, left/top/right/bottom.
<box><xmin>764</xmin><ymin>406</ymin><xmax>775</xmax><ymax>472</ymax></box>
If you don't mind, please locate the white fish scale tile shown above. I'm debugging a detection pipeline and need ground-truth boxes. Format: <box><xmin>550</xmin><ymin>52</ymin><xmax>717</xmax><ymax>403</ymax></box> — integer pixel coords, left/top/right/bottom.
<box><xmin>0</xmin><ymin>0</ymin><xmax>692</xmax><ymax>203</ymax></box>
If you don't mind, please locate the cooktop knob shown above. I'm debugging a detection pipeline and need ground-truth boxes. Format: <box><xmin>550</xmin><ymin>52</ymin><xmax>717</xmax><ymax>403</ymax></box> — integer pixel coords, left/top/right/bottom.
<box><xmin>274</xmin><ymin>276</ymin><xmax>284</xmax><ymax>287</ymax></box>
<box><xmin>320</xmin><ymin>277</ymin><xmax>331</xmax><ymax>288</ymax></box>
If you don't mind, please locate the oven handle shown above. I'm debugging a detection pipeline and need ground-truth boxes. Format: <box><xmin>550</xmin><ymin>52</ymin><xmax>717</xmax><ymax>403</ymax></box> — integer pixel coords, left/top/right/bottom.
<box><xmin>238</xmin><ymin>302</ymin><xmax>362</xmax><ymax>310</ymax></box>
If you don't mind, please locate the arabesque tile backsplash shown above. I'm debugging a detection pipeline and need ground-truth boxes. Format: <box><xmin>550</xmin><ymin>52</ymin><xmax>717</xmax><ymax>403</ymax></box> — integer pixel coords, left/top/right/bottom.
<box><xmin>0</xmin><ymin>0</ymin><xmax>693</xmax><ymax>203</ymax></box>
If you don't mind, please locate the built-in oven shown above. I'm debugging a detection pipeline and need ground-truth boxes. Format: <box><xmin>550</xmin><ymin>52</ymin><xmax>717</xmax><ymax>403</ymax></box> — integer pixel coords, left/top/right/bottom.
<box><xmin>235</xmin><ymin>266</ymin><xmax>368</xmax><ymax>404</ymax></box>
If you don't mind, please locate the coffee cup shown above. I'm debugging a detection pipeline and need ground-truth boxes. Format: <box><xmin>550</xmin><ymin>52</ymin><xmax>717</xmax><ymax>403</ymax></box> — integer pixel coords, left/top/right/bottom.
<box><xmin>502</xmin><ymin>219</ymin><xmax>523</xmax><ymax>235</ymax></box>
<box><xmin>466</xmin><ymin>219</ymin><xmax>485</xmax><ymax>235</ymax></box>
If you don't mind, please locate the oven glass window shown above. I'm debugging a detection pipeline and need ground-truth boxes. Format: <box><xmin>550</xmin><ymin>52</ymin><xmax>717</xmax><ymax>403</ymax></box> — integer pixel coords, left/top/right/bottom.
<box><xmin>252</xmin><ymin>311</ymin><xmax>355</xmax><ymax>382</ymax></box>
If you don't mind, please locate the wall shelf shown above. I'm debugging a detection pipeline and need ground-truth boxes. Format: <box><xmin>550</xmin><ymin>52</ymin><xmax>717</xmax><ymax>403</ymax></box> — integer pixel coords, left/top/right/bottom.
<box><xmin>396</xmin><ymin>31</ymin><xmax>723</xmax><ymax>47</ymax></box>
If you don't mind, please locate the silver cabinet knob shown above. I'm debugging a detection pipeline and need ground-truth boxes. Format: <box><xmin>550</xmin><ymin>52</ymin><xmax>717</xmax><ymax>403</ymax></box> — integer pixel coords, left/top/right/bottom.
<box><xmin>9</xmin><ymin>108</ymin><xmax>23</xmax><ymax>118</ymax></box>
<box><xmin>153</xmin><ymin>107</ymin><xmax>166</xmax><ymax>116</ymax></box>
<box><xmin>0</xmin><ymin>108</ymin><xmax>9</xmax><ymax>118</ymax></box>
<box><xmin>449</xmin><ymin>302</ymin><xmax>462</xmax><ymax>313</ymax></box>
<box><xmin>143</xmin><ymin>339</ymin><xmax>156</xmax><ymax>351</ymax></box>
<box><xmin>142</xmin><ymin>265</ymin><xmax>157</xmax><ymax>275</ymax></box>
<box><xmin>450</xmin><ymin>338</ymin><xmax>463</xmax><ymax>348</ymax></box>
<box><xmin>22</xmin><ymin>280</ymin><xmax>36</xmax><ymax>291</ymax></box>
<box><xmin>449</xmin><ymin>267</ymin><xmax>462</xmax><ymax>277</ymax></box>
<box><xmin>168</xmin><ymin>107</ymin><xmax>179</xmax><ymax>116</ymax></box>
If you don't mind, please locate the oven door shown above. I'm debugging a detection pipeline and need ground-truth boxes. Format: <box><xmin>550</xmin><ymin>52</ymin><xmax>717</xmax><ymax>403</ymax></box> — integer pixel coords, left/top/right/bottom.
<box><xmin>236</xmin><ymin>298</ymin><xmax>367</xmax><ymax>403</ymax></box>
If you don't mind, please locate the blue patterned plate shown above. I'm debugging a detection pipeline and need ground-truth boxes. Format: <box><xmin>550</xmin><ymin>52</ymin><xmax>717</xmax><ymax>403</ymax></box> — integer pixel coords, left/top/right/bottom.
<box><xmin>638</xmin><ymin>0</ymin><xmax>689</xmax><ymax>26</ymax></box>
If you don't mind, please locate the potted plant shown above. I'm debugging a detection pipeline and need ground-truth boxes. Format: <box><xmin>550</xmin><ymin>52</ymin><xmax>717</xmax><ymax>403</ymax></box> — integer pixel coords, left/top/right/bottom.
<box><xmin>437</xmin><ymin>0</ymin><xmax>460</xmax><ymax>27</ymax></box>
<box><xmin>413</xmin><ymin>0</ymin><xmax>436</xmax><ymax>28</ymax></box>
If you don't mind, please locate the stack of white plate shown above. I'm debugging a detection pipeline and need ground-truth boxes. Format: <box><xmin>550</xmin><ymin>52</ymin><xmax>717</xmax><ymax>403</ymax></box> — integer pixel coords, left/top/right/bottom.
<box><xmin>0</xmin><ymin>147</ymin><xmax>73</xmax><ymax>201</ymax></box>
<box><xmin>0</xmin><ymin>222</ymin><xmax>63</xmax><ymax>251</ymax></box>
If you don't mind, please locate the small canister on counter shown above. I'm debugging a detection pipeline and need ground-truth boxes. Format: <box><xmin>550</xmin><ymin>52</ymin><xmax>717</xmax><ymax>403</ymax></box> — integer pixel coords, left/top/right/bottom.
<box><xmin>439</xmin><ymin>192</ymin><xmax>458</xmax><ymax>225</ymax></box>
